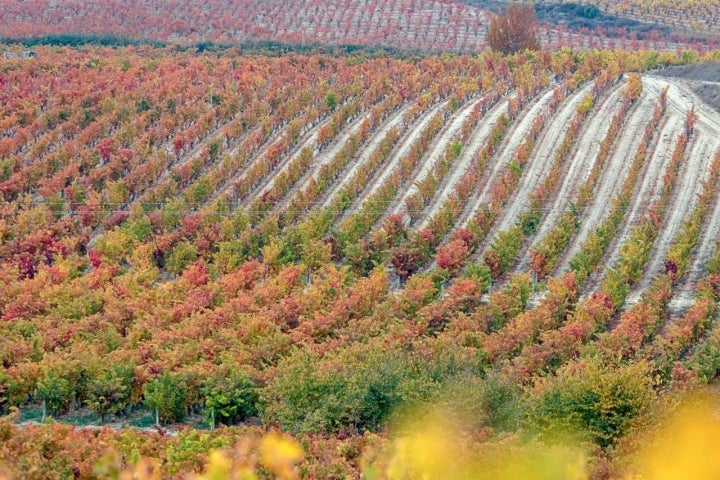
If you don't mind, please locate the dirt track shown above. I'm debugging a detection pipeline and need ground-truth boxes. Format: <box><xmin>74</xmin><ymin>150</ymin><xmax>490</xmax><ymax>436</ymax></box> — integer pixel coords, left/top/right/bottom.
<box><xmin>418</xmin><ymin>97</ymin><xmax>510</xmax><ymax>229</ymax></box>
<box><xmin>557</xmin><ymin>89</ymin><xmax>658</xmax><ymax>273</ymax></box>
<box><xmin>321</xmin><ymin>101</ymin><xmax>447</xmax><ymax>208</ymax></box>
<box><xmin>654</xmin><ymin>62</ymin><xmax>720</xmax><ymax>113</ymax></box>
<box><xmin>514</xmin><ymin>83</ymin><xmax>626</xmax><ymax>273</ymax></box>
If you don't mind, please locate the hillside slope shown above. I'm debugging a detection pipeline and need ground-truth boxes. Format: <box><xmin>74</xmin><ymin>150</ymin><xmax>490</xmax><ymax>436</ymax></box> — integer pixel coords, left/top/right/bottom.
<box><xmin>0</xmin><ymin>0</ymin><xmax>714</xmax><ymax>52</ymax></box>
<box><xmin>539</xmin><ymin>0</ymin><xmax>720</xmax><ymax>35</ymax></box>
<box><xmin>1</xmin><ymin>0</ymin><xmax>489</xmax><ymax>52</ymax></box>
<box><xmin>2</xmin><ymin>47</ymin><xmax>720</xmax><ymax>478</ymax></box>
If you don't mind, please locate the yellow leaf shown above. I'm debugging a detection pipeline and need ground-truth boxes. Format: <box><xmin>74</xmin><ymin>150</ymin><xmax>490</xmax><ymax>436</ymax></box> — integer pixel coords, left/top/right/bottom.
<box><xmin>259</xmin><ymin>432</ymin><xmax>303</xmax><ymax>480</ymax></box>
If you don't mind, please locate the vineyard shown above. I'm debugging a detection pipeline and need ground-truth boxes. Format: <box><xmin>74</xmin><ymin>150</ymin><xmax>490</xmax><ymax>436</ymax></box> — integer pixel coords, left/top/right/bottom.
<box><xmin>1</xmin><ymin>0</ymin><xmax>719</xmax><ymax>53</ymax></box>
<box><xmin>2</xmin><ymin>45</ymin><xmax>720</xmax><ymax>477</ymax></box>
<box><xmin>542</xmin><ymin>0</ymin><xmax>720</xmax><ymax>35</ymax></box>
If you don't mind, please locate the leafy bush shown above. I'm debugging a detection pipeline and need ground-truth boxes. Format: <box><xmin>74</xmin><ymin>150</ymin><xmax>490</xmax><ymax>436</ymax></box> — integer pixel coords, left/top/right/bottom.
<box><xmin>527</xmin><ymin>358</ymin><xmax>654</xmax><ymax>447</ymax></box>
<box><xmin>689</xmin><ymin>333</ymin><xmax>720</xmax><ymax>382</ymax></box>
<box><xmin>143</xmin><ymin>371</ymin><xmax>187</xmax><ymax>424</ymax></box>
<box><xmin>263</xmin><ymin>347</ymin><xmax>446</xmax><ymax>433</ymax></box>
<box><xmin>36</xmin><ymin>371</ymin><xmax>74</xmax><ymax>416</ymax></box>
<box><xmin>442</xmin><ymin>373</ymin><xmax>522</xmax><ymax>433</ymax></box>
<box><xmin>484</xmin><ymin>226</ymin><xmax>524</xmax><ymax>279</ymax></box>
<box><xmin>86</xmin><ymin>363</ymin><xmax>135</xmax><ymax>422</ymax></box>
<box><xmin>166</xmin><ymin>241</ymin><xmax>199</xmax><ymax>276</ymax></box>
<box><xmin>203</xmin><ymin>371</ymin><xmax>258</xmax><ymax>426</ymax></box>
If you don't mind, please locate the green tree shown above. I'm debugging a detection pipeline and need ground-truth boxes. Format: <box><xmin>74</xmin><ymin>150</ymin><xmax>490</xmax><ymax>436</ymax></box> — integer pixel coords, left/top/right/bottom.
<box><xmin>86</xmin><ymin>363</ymin><xmax>135</xmax><ymax>423</ymax></box>
<box><xmin>203</xmin><ymin>372</ymin><xmax>258</xmax><ymax>427</ymax></box>
<box><xmin>143</xmin><ymin>371</ymin><xmax>187</xmax><ymax>424</ymax></box>
<box><xmin>36</xmin><ymin>371</ymin><xmax>74</xmax><ymax>417</ymax></box>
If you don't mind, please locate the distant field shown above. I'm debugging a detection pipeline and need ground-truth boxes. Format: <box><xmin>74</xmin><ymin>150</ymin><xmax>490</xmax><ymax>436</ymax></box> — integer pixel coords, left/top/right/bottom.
<box><xmin>0</xmin><ymin>0</ymin><xmax>717</xmax><ymax>53</ymax></box>
<box><xmin>539</xmin><ymin>0</ymin><xmax>720</xmax><ymax>35</ymax></box>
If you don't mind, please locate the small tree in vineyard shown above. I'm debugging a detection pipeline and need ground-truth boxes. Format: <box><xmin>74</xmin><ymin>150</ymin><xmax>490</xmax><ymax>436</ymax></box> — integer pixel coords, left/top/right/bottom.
<box><xmin>86</xmin><ymin>363</ymin><xmax>135</xmax><ymax>423</ymax></box>
<box><xmin>143</xmin><ymin>371</ymin><xmax>187</xmax><ymax>425</ymax></box>
<box><xmin>486</xmin><ymin>3</ymin><xmax>540</xmax><ymax>54</ymax></box>
<box><xmin>203</xmin><ymin>372</ymin><xmax>258</xmax><ymax>428</ymax></box>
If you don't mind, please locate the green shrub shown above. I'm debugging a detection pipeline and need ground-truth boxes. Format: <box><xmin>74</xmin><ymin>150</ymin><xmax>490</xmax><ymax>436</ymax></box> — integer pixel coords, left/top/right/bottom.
<box><xmin>166</xmin><ymin>241</ymin><xmax>199</xmax><ymax>276</ymax></box>
<box><xmin>203</xmin><ymin>372</ymin><xmax>258</xmax><ymax>426</ymax></box>
<box><xmin>0</xmin><ymin>370</ymin><xmax>18</xmax><ymax>415</ymax></box>
<box><xmin>485</xmin><ymin>226</ymin><xmax>524</xmax><ymax>278</ymax></box>
<box><xmin>263</xmin><ymin>347</ymin><xmax>445</xmax><ymax>433</ymax></box>
<box><xmin>442</xmin><ymin>372</ymin><xmax>522</xmax><ymax>433</ymax></box>
<box><xmin>86</xmin><ymin>363</ymin><xmax>135</xmax><ymax>422</ymax></box>
<box><xmin>36</xmin><ymin>371</ymin><xmax>74</xmax><ymax>416</ymax></box>
<box><xmin>706</xmin><ymin>243</ymin><xmax>720</xmax><ymax>275</ymax></box>
<box><xmin>143</xmin><ymin>371</ymin><xmax>187</xmax><ymax>424</ymax></box>
<box><xmin>527</xmin><ymin>358</ymin><xmax>654</xmax><ymax>448</ymax></box>
<box><xmin>126</xmin><ymin>216</ymin><xmax>152</xmax><ymax>242</ymax></box>
<box><xmin>463</xmin><ymin>263</ymin><xmax>492</xmax><ymax>293</ymax></box>
<box><xmin>326</xmin><ymin>92</ymin><xmax>337</xmax><ymax>111</ymax></box>
<box><xmin>689</xmin><ymin>334</ymin><xmax>720</xmax><ymax>382</ymax></box>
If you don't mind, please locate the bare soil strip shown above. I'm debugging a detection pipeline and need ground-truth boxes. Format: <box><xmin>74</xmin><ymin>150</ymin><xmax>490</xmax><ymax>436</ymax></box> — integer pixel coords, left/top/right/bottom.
<box><xmin>416</xmin><ymin>98</ymin><xmax>510</xmax><ymax>229</ymax></box>
<box><xmin>199</xmin><ymin>113</ymin><xmax>330</xmax><ymax>208</ymax></box>
<box><xmin>89</xmin><ymin>113</ymin><xmax>250</xmax><ymax>242</ymax></box>
<box><xmin>622</xmin><ymin>77</ymin><xmax>720</xmax><ymax>305</ymax></box>
<box><xmin>693</xmin><ymin>173</ymin><xmax>720</xmax><ymax>271</ymax></box>
<box><xmin>469</xmin><ymin>83</ymin><xmax>594</xmax><ymax>261</ymax></box>
<box><xmin>272</xmin><ymin>105</ymin><xmax>388</xmax><ymax>213</ymax></box>
<box><xmin>513</xmin><ymin>84</ymin><xmax>627</xmax><ymax>273</ymax></box>
<box><xmin>580</xmin><ymin>114</ymin><xmax>683</xmax><ymax>296</ymax></box>
<box><xmin>385</xmin><ymin>97</ymin><xmax>481</xmax><ymax>219</ymax></box>
<box><xmin>319</xmin><ymin>100</ymin><xmax>447</xmax><ymax>211</ymax></box>
<box><xmin>653</xmin><ymin>75</ymin><xmax>720</xmax><ymax>314</ymax></box>
<box><xmin>124</xmin><ymin>112</ymin><xmax>246</xmax><ymax>210</ymax></box>
<box><xmin>363</xmin><ymin>101</ymin><xmax>449</xmax><ymax>208</ymax></box>
<box><xmin>335</xmin><ymin>99</ymin><xmax>460</xmax><ymax>225</ymax></box>
<box><xmin>221</xmin><ymin>105</ymin><xmax>376</xmax><ymax>208</ymax></box>
<box><xmin>261</xmin><ymin>104</ymin><xmax>406</xmax><ymax>211</ymax></box>
<box><xmin>625</xmin><ymin>135</ymin><xmax>716</xmax><ymax>305</ymax></box>
<box><xmin>639</xmin><ymin>76</ymin><xmax>720</xmax><ymax>295</ymax></box>
<box><xmin>666</xmin><ymin>160</ymin><xmax>720</xmax><ymax>317</ymax></box>
<box><xmin>242</xmin><ymin>116</ymin><xmax>337</xmax><ymax>207</ymax></box>
<box><xmin>556</xmin><ymin>90</ymin><xmax>658</xmax><ymax>273</ymax></box>
<box><xmin>451</xmin><ymin>88</ymin><xmax>557</xmax><ymax>235</ymax></box>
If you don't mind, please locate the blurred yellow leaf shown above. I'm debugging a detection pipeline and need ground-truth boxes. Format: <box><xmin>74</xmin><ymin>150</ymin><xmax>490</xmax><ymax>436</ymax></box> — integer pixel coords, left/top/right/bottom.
<box><xmin>629</xmin><ymin>397</ymin><xmax>720</xmax><ymax>480</ymax></box>
<box><xmin>120</xmin><ymin>457</ymin><xmax>161</xmax><ymax>480</ymax></box>
<box><xmin>259</xmin><ymin>432</ymin><xmax>303</xmax><ymax>479</ymax></box>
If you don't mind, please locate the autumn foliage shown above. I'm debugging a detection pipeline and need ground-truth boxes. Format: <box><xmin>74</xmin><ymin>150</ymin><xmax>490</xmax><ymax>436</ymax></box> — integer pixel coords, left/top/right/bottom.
<box><xmin>486</xmin><ymin>3</ymin><xmax>540</xmax><ymax>54</ymax></box>
<box><xmin>1</xmin><ymin>44</ymin><xmax>720</xmax><ymax>477</ymax></box>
